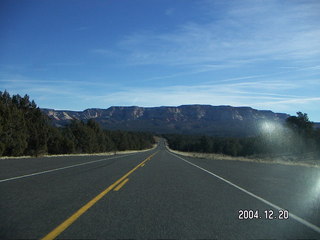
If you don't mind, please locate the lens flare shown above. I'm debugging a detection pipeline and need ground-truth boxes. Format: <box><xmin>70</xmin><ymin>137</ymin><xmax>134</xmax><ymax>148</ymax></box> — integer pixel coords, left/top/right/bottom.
<box><xmin>261</xmin><ymin>122</ymin><xmax>277</xmax><ymax>133</ymax></box>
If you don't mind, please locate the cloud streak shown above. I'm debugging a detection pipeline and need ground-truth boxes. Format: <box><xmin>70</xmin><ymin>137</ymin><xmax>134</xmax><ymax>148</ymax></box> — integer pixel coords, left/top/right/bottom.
<box><xmin>2</xmin><ymin>72</ymin><xmax>319</xmax><ymax>120</ymax></box>
<box><xmin>97</xmin><ymin>0</ymin><xmax>320</xmax><ymax>68</ymax></box>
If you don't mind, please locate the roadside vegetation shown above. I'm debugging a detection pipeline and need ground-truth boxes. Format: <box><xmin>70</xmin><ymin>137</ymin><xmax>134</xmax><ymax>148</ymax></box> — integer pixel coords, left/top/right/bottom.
<box><xmin>0</xmin><ymin>91</ymin><xmax>154</xmax><ymax>157</ymax></box>
<box><xmin>164</xmin><ymin>112</ymin><xmax>320</xmax><ymax>161</ymax></box>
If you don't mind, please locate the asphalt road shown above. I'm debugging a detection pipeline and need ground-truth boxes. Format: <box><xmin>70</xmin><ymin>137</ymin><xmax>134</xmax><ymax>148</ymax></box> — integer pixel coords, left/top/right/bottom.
<box><xmin>1</xmin><ymin>141</ymin><xmax>319</xmax><ymax>239</ymax></box>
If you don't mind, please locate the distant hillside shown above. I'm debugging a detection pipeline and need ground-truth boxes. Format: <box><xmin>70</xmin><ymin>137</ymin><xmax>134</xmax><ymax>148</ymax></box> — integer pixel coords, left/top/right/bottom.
<box><xmin>42</xmin><ymin>105</ymin><xmax>291</xmax><ymax>137</ymax></box>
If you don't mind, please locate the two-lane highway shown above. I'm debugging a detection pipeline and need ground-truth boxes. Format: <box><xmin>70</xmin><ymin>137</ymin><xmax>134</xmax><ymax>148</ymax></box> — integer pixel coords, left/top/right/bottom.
<box><xmin>1</xmin><ymin>141</ymin><xmax>319</xmax><ymax>239</ymax></box>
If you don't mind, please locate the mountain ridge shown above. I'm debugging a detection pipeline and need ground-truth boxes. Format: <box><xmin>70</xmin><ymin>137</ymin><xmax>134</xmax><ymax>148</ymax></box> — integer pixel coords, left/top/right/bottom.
<box><xmin>42</xmin><ymin>105</ymin><xmax>293</xmax><ymax>137</ymax></box>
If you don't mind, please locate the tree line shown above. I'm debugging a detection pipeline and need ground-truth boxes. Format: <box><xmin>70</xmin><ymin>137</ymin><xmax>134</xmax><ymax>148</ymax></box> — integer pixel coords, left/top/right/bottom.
<box><xmin>164</xmin><ymin>112</ymin><xmax>320</xmax><ymax>157</ymax></box>
<box><xmin>0</xmin><ymin>91</ymin><xmax>154</xmax><ymax>157</ymax></box>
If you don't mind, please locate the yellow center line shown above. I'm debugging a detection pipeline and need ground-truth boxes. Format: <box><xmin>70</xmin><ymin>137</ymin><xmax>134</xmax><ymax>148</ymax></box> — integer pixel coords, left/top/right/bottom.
<box><xmin>113</xmin><ymin>178</ymin><xmax>129</xmax><ymax>191</ymax></box>
<box><xmin>41</xmin><ymin>151</ymin><xmax>158</xmax><ymax>240</ymax></box>
<box><xmin>140</xmin><ymin>151</ymin><xmax>158</xmax><ymax>168</ymax></box>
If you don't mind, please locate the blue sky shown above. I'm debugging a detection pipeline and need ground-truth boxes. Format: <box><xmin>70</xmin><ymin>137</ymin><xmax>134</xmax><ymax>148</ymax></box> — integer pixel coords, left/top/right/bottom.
<box><xmin>1</xmin><ymin>0</ymin><xmax>320</xmax><ymax>121</ymax></box>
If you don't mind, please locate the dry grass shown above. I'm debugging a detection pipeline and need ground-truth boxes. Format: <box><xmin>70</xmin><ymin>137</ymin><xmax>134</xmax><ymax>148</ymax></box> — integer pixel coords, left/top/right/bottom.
<box><xmin>0</xmin><ymin>144</ymin><xmax>157</xmax><ymax>160</ymax></box>
<box><xmin>168</xmin><ymin>148</ymin><xmax>320</xmax><ymax>168</ymax></box>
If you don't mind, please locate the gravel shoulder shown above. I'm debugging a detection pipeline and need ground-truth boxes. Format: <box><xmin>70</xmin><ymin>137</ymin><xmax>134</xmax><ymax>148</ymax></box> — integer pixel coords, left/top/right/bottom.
<box><xmin>168</xmin><ymin>148</ymin><xmax>320</xmax><ymax>168</ymax></box>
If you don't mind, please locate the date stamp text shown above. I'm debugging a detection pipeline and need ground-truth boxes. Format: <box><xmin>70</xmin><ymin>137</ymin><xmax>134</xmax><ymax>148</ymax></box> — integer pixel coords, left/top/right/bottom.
<box><xmin>238</xmin><ymin>209</ymin><xmax>289</xmax><ymax>220</ymax></box>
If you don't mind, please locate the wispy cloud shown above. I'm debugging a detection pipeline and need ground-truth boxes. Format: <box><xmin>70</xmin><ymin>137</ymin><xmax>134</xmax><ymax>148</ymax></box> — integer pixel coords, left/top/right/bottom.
<box><xmin>255</xmin><ymin>97</ymin><xmax>320</xmax><ymax>105</ymax></box>
<box><xmin>79</xmin><ymin>77</ymin><xmax>317</xmax><ymax>109</ymax></box>
<box><xmin>165</xmin><ymin>8</ymin><xmax>175</xmax><ymax>16</ymax></box>
<box><xmin>74</xmin><ymin>26</ymin><xmax>89</xmax><ymax>31</ymax></box>
<box><xmin>98</xmin><ymin>0</ymin><xmax>320</xmax><ymax>68</ymax></box>
<box><xmin>91</xmin><ymin>49</ymin><xmax>116</xmax><ymax>56</ymax></box>
<box><xmin>2</xmin><ymin>72</ymin><xmax>318</xmax><ymax>119</ymax></box>
<box><xmin>46</xmin><ymin>62</ymin><xmax>83</xmax><ymax>67</ymax></box>
<box><xmin>83</xmin><ymin>85</ymin><xmax>306</xmax><ymax>110</ymax></box>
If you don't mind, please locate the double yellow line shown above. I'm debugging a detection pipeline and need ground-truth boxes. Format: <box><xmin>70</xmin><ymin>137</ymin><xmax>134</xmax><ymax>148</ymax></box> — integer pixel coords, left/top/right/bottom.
<box><xmin>42</xmin><ymin>151</ymin><xmax>158</xmax><ymax>240</ymax></box>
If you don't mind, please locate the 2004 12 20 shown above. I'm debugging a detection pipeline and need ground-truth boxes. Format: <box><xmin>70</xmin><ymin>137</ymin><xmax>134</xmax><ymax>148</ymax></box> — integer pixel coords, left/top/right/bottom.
<box><xmin>238</xmin><ymin>209</ymin><xmax>289</xmax><ymax>220</ymax></box>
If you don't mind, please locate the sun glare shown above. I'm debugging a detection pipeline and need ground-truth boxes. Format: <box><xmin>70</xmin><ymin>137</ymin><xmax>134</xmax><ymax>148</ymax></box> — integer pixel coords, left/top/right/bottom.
<box><xmin>261</xmin><ymin>121</ymin><xmax>277</xmax><ymax>133</ymax></box>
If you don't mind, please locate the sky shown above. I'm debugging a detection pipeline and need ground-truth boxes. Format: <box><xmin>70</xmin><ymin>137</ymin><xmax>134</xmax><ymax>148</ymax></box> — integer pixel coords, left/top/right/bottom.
<box><xmin>0</xmin><ymin>0</ymin><xmax>320</xmax><ymax>121</ymax></box>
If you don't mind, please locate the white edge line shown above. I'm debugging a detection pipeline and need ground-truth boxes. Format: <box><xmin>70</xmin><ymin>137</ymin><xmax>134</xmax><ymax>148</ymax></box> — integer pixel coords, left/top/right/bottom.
<box><xmin>168</xmin><ymin>151</ymin><xmax>320</xmax><ymax>234</ymax></box>
<box><xmin>0</xmin><ymin>153</ymin><xmax>138</xmax><ymax>183</ymax></box>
